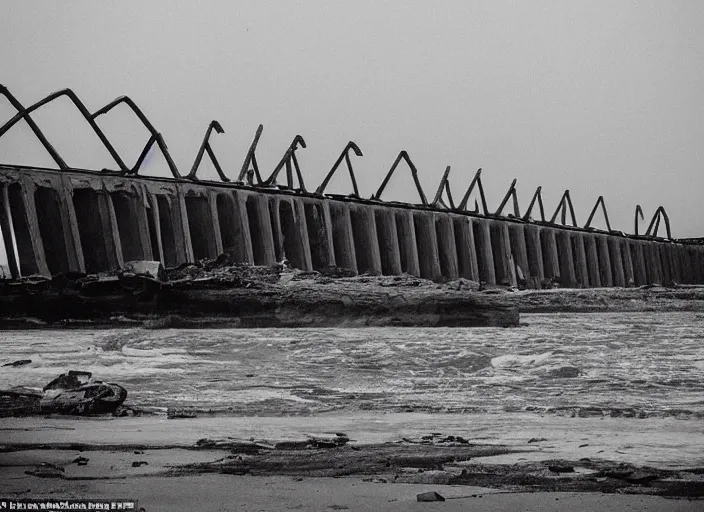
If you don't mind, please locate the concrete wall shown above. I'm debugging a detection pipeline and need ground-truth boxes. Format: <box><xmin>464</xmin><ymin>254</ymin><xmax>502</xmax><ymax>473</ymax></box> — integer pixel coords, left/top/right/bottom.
<box><xmin>1</xmin><ymin>165</ymin><xmax>702</xmax><ymax>287</ymax></box>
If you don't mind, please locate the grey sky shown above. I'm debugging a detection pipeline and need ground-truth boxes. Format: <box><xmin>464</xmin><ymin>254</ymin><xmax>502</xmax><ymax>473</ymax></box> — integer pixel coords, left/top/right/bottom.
<box><xmin>1</xmin><ymin>0</ymin><xmax>703</xmax><ymax>235</ymax></box>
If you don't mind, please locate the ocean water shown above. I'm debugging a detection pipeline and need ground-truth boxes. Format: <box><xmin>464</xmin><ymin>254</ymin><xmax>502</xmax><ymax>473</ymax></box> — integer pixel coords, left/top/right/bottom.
<box><xmin>2</xmin><ymin>312</ymin><xmax>703</xmax><ymax>419</ymax></box>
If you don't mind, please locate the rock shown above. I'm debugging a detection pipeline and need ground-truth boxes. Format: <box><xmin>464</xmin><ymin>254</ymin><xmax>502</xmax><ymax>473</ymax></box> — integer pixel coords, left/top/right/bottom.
<box><xmin>2</xmin><ymin>359</ymin><xmax>31</xmax><ymax>367</ymax></box>
<box><xmin>25</xmin><ymin>463</ymin><xmax>65</xmax><ymax>478</ymax></box>
<box><xmin>72</xmin><ymin>456</ymin><xmax>89</xmax><ymax>466</ymax></box>
<box><xmin>445</xmin><ymin>278</ymin><xmax>481</xmax><ymax>292</ymax></box>
<box><xmin>625</xmin><ymin>471</ymin><xmax>659</xmax><ymax>485</ymax></box>
<box><xmin>416</xmin><ymin>491</ymin><xmax>445</xmax><ymax>502</ymax></box>
<box><xmin>548</xmin><ymin>465</ymin><xmax>575</xmax><ymax>473</ymax></box>
<box><xmin>528</xmin><ymin>437</ymin><xmax>547</xmax><ymax>443</ymax></box>
<box><xmin>167</xmin><ymin>408</ymin><xmax>198</xmax><ymax>419</ymax></box>
<box><xmin>122</xmin><ymin>260</ymin><xmax>167</xmax><ymax>281</ymax></box>
<box><xmin>131</xmin><ymin>461</ymin><xmax>149</xmax><ymax>467</ymax></box>
<box><xmin>545</xmin><ymin>365</ymin><xmax>581</xmax><ymax>378</ymax></box>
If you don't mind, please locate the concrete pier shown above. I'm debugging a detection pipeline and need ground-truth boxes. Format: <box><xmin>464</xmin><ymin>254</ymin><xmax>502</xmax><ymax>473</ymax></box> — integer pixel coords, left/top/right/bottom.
<box><xmin>0</xmin><ymin>165</ymin><xmax>701</xmax><ymax>287</ymax></box>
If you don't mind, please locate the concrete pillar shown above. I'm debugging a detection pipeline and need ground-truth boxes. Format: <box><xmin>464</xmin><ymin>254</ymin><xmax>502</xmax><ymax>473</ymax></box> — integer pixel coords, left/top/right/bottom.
<box><xmin>176</xmin><ymin>191</ymin><xmax>195</xmax><ymax>263</ymax></box>
<box><xmin>524</xmin><ymin>224</ymin><xmax>544</xmax><ymax>287</ymax></box>
<box><xmin>490</xmin><ymin>221</ymin><xmax>515</xmax><ymax>286</ymax></box>
<box><xmin>453</xmin><ymin>216</ymin><xmax>479</xmax><ymax>281</ymax></box>
<box><xmin>508</xmin><ymin>224</ymin><xmax>531</xmax><ymax>288</ymax></box>
<box><xmin>555</xmin><ymin>230</ymin><xmax>577</xmax><ymax>288</ymax></box>
<box><xmin>695</xmin><ymin>246</ymin><xmax>704</xmax><ymax>283</ymax></box>
<box><xmin>208</xmin><ymin>191</ymin><xmax>224</xmax><ymax>257</ymax></box>
<box><xmin>584</xmin><ymin>234</ymin><xmax>601</xmax><ymax>287</ymax></box>
<box><xmin>540</xmin><ymin>227</ymin><xmax>560</xmax><ymax>285</ymax></box>
<box><xmin>628</xmin><ymin>241</ymin><xmax>646</xmax><ymax>286</ymax></box>
<box><xmin>644</xmin><ymin>242</ymin><xmax>662</xmax><ymax>285</ymax></box>
<box><xmin>293</xmin><ymin>199</ymin><xmax>313</xmax><ymax>271</ymax></box>
<box><xmin>374</xmin><ymin>208</ymin><xmax>402</xmax><ymax>275</ymax></box>
<box><xmin>228</xmin><ymin>191</ymin><xmax>254</xmax><ymax>264</ymax></box>
<box><xmin>165</xmin><ymin>193</ymin><xmax>191</xmax><ymax>266</ymax></box>
<box><xmin>595</xmin><ymin>235</ymin><xmax>613</xmax><ymax>287</ymax></box>
<box><xmin>675</xmin><ymin>245</ymin><xmax>690</xmax><ymax>284</ymax></box>
<box><xmin>329</xmin><ymin>202</ymin><xmax>357</xmax><ymax>273</ymax></box>
<box><xmin>350</xmin><ymin>204</ymin><xmax>382</xmax><ymax>275</ymax></box>
<box><xmin>303</xmin><ymin>200</ymin><xmax>335</xmax><ymax>270</ymax></box>
<box><xmin>413</xmin><ymin>211</ymin><xmax>441</xmax><ymax>280</ymax></box>
<box><xmin>473</xmin><ymin>218</ymin><xmax>496</xmax><ymax>285</ymax></box>
<box><xmin>619</xmin><ymin>239</ymin><xmax>635</xmax><ymax>287</ymax></box>
<box><xmin>664</xmin><ymin>244</ymin><xmax>680</xmax><ymax>285</ymax></box>
<box><xmin>656</xmin><ymin>244</ymin><xmax>672</xmax><ymax>286</ymax></box>
<box><xmin>18</xmin><ymin>180</ymin><xmax>52</xmax><ymax>276</ymax></box>
<box><xmin>320</xmin><ymin>202</ymin><xmax>337</xmax><ymax>268</ymax></box>
<box><xmin>435</xmin><ymin>215</ymin><xmax>459</xmax><ymax>279</ymax></box>
<box><xmin>58</xmin><ymin>175</ymin><xmax>84</xmax><ymax>273</ymax></box>
<box><xmin>608</xmin><ymin>237</ymin><xmax>626</xmax><ymax>287</ymax></box>
<box><xmin>571</xmin><ymin>232</ymin><xmax>590</xmax><ymax>288</ymax></box>
<box><xmin>245</xmin><ymin>194</ymin><xmax>276</xmax><ymax>265</ymax></box>
<box><xmin>395</xmin><ymin>210</ymin><xmax>420</xmax><ymax>277</ymax></box>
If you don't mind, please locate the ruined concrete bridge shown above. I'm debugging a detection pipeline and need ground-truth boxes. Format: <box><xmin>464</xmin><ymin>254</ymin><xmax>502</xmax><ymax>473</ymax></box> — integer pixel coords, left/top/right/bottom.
<box><xmin>0</xmin><ymin>86</ymin><xmax>701</xmax><ymax>287</ymax></box>
<box><xmin>1</xmin><ymin>162</ymin><xmax>702</xmax><ymax>288</ymax></box>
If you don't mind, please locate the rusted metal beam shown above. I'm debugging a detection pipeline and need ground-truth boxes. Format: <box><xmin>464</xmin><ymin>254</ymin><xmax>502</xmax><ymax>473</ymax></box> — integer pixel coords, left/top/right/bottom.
<box><xmin>0</xmin><ymin>88</ymin><xmax>129</xmax><ymax>173</ymax></box>
<box><xmin>0</xmin><ymin>85</ymin><xmax>68</xmax><ymax>171</ymax></box>
<box><xmin>584</xmin><ymin>195</ymin><xmax>612</xmax><ymax>232</ymax></box>
<box><xmin>645</xmin><ymin>206</ymin><xmax>672</xmax><ymax>239</ymax></box>
<box><xmin>522</xmin><ymin>186</ymin><xmax>545</xmax><ymax>222</ymax></box>
<box><xmin>635</xmin><ymin>205</ymin><xmax>644</xmax><ymax>236</ymax></box>
<box><xmin>315</xmin><ymin>141</ymin><xmax>362</xmax><ymax>197</ymax></box>
<box><xmin>372</xmin><ymin>151</ymin><xmax>428</xmax><ymax>206</ymax></box>
<box><xmin>431</xmin><ymin>166</ymin><xmax>455</xmax><ymax>209</ymax></box>
<box><xmin>265</xmin><ymin>135</ymin><xmax>307</xmax><ymax>191</ymax></box>
<box><xmin>495</xmin><ymin>179</ymin><xmax>520</xmax><ymax>217</ymax></box>
<box><xmin>549</xmin><ymin>190</ymin><xmax>578</xmax><ymax>227</ymax></box>
<box><xmin>236</xmin><ymin>124</ymin><xmax>264</xmax><ymax>185</ymax></box>
<box><xmin>457</xmin><ymin>168</ymin><xmax>488</xmax><ymax>214</ymax></box>
<box><xmin>92</xmin><ymin>95</ymin><xmax>182</xmax><ymax>178</ymax></box>
<box><xmin>187</xmin><ymin>121</ymin><xmax>228</xmax><ymax>182</ymax></box>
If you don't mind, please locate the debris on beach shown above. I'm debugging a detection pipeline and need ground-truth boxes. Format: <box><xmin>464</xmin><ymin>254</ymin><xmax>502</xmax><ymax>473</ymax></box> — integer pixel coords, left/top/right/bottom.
<box><xmin>2</xmin><ymin>359</ymin><xmax>32</xmax><ymax>367</ymax></box>
<box><xmin>25</xmin><ymin>463</ymin><xmax>65</xmax><ymax>479</ymax></box>
<box><xmin>416</xmin><ymin>491</ymin><xmax>445</xmax><ymax>502</ymax></box>
<box><xmin>0</xmin><ymin>370</ymin><xmax>127</xmax><ymax>417</ymax></box>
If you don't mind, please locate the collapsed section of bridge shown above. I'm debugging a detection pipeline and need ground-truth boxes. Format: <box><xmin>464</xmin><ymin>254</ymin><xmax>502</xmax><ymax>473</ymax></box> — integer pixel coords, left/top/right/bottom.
<box><xmin>0</xmin><ymin>86</ymin><xmax>701</xmax><ymax>288</ymax></box>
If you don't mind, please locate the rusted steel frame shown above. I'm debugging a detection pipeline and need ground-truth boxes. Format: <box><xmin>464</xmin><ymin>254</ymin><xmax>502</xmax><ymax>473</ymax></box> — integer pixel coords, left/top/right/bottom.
<box><xmin>431</xmin><ymin>166</ymin><xmax>455</xmax><ymax>209</ymax></box>
<box><xmin>634</xmin><ymin>205</ymin><xmax>644</xmax><ymax>236</ymax></box>
<box><xmin>495</xmin><ymin>179</ymin><xmax>520</xmax><ymax>217</ymax></box>
<box><xmin>522</xmin><ymin>186</ymin><xmax>545</xmax><ymax>221</ymax></box>
<box><xmin>0</xmin><ymin>89</ymin><xmax>128</xmax><ymax>172</ymax></box>
<box><xmin>315</xmin><ymin>141</ymin><xmax>362</xmax><ymax>197</ymax></box>
<box><xmin>236</xmin><ymin>124</ymin><xmax>264</xmax><ymax>185</ymax></box>
<box><xmin>549</xmin><ymin>190</ymin><xmax>577</xmax><ymax>226</ymax></box>
<box><xmin>265</xmin><ymin>135</ymin><xmax>307</xmax><ymax>191</ymax></box>
<box><xmin>91</xmin><ymin>95</ymin><xmax>182</xmax><ymax>178</ymax></box>
<box><xmin>0</xmin><ymin>85</ymin><xmax>68</xmax><ymax>170</ymax></box>
<box><xmin>372</xmin><ymin>151</ymin><xmax>428</xmax><ymax>206</ymax></box>
<box><xmin>645</xmin><ymin>206</ymin><xmax>672</xmax><ymax>239</ymax></box>
<box><xmin>584</xmin><ymin>196</ymin><xmax>612</xmax><ymax>232</ymax></box>
<box><xmin>457</xmin><ymin>168</ymin><xmax>488</xmax><ymax>213</ymax></box>
<box><xmin>187</xmin><ymin>121</ymin><xmax>228</xmax><ymax>182</ymax></box>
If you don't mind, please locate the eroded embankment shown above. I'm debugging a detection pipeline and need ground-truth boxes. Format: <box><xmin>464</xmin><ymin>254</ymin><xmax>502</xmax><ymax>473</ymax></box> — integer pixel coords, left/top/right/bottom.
<box><xmin>0</xmin><ymin>262</ymin><xmax>517</xmax><ymax>328</ymax></box>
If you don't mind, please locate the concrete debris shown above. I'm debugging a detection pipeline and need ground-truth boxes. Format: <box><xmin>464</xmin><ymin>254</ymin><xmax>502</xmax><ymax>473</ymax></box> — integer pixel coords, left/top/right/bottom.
<box><xmin>72</xmin><ymin>456</ymin><xmax>89</xmax><ymax>466</ymax></box>
<box><xmin>0</xmin><ymin>370</ymin><xmax>127</xmax><ymax>417</ymax></box>
<box><xmin>122</xmin><ymin>260</ymin><xmax>167</xmax><ymax>281</ymax></box>
<box><xmin>416</xmin><ymin>491</ymin><xmax>445</xmax><ymax>502</ymax></box>
<box><xmin>167</xmin><ymin>408</ymin><xmax>198</xmax><ymax>419</ymax></box>
<box><xmin>132</xmin><ymin>461</ymin><xmax>149</xmax><ymax>467</ymax></box>
<box><xmin>25</xmin><ymin>463</ymin><xmax>65</xmax><ymax>478</ymax></box>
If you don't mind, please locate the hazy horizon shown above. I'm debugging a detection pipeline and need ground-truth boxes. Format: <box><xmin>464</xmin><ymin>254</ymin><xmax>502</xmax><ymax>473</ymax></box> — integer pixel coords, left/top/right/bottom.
<box><xmin>1</xmin><ymin>1</ymin><xmax>703</xmax><ymax>236</ymax></box>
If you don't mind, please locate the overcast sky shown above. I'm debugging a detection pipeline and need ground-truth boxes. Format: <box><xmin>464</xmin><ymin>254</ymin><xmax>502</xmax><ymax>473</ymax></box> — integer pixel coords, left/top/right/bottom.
<box><xmin>1</xmin><ymin>0</ymin><xmax>703</xmax><ymax>236</ymax></box>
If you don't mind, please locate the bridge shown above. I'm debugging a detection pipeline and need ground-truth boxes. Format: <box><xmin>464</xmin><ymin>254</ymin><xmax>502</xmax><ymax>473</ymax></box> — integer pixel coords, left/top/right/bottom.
<box><xmin>1</xmin><ymin>86</ymin><xmax>701</xmax><ymax>288</ymax></box>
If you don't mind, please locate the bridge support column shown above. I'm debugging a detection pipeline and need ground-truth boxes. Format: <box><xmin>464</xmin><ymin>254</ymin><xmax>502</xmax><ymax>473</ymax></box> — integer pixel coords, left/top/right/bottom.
<box><xmin>628</xmin><ymin>240</ymin><xmax>645</xmax><ymax>286</ymax></box>
<box><xmin>350</xmin><ymin>204</ymin><xmax>382</xmax><ymax>275</ymax></box>
<box><xmin>436</xmin><ymin>215</ymin><xmax>459</xmax><ymax>279</ymax></box>
<box><xmin>540</xmin><ymin>228</ymin><xmax>560</xmax><ymax>285</ymax></box>
<box><xmin>374</xmin><ymin>208</ymin><xmax>402</xmax><ymax>275</ymax></box>
<box><xmin>453</xmin><ymin>216</ymin><xmax>479</xmax><ymax>281</ymax></box>
<box><xmin>572</xmin><ymin>232</ymin><xmax>590</xmax><ymax>288</ymax></box>
<box><xmin>555</xmin><ymin>230</ymin><xmax>576</xmax><ymax>288</ymax></box>
<box><xmin>524</xmin><ymin>224</ymin><xmax>544</xmax><ymax>287</ymax></box>
<box><xmin>679</xmin><ymin>245</ymin><xmax>693</xmax><ymax>284</ymax></box>
<box><xmin>595</xmin><ymin>235</ymin><xmax>613</xmax><ymax>286</ymax></box>
<box><xmin>584</xmin><ymin>234</ymin><xmax>601</xmax><ymax>287</ymax></box>
<box><xmin>608</xmin><ymin>237</ymin><xmax>625</xmax><ymax>287</ymax></box>
<box><xmin>394</xmin><ymin>210</ymin><xmax>419</xmax><ymax>276</ymax></box>
<box><xmin>245</xmin><ymin>194</ymin><xmax>275</xmax><ymax>265</ymax></box>
<box><xmin>329</xmin><ymin>203</ymin><xmax>357</xmax><ymax>273</ymax></box>
<box><xmin>490</xmin><ymin>220</ymin><xmax>515</xmax><ymax>286</ymax></box>
<box><xmin>304</xmin><ymin>200</ymin><xmax>335</xmax><ymax>270</ymax></box>
<box><xmin>413</xmin><ymin>211</ymin><xmax>441</xmax><ymax>281</ymax></box>
<box><xmin>473</xmin><ymin>218</ymin><xmax>496</xmax><ymax>285</ymax></box>
<box><xmin>508</xmin><ymin>224</ymin><xmax>531</xmax><ymax>288</ymax></box>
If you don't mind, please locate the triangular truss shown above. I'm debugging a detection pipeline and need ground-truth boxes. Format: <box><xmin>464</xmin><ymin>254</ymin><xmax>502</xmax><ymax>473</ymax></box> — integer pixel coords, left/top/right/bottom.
<box><xmin>315</xmin><ymin>141</ymin><xmax>362</xmax><ymax>197</ymax></box>
<box><xmin>549</xmin><ymin>190</ymin><xmax>578</xmax><ymax>227</ymax></box>
<box><xmin>372</xmin><ymin>151</ymin><xmax>428</xmax><ymax>205</ymax></box>
<box><xmin>522</xmin><ymin>186</ymin><xmax>546</xmax><ymax>221</ymax></box>
<box><xmin>495</xmin><ymin>179</ymin><xmax>520</xmax><ymax>217</ymax></box>
<box><xmin>430</xmin><ymin>166</ymin><xmax>455</xmax><ymax>209</ymax></box>
<box><xmin>187</xmin><ymin>121</ymin><xmax>228</xmax><ymax>182</ymax></box>
<box><xmin>0</xmin><ymin>85</ymin><xmax>68</xmax><ymax>170</ymax></box>
<box><xmin>264</xmin><ymin>135</ymin><xmax>307</xmax><ymax>191</ymax></box>
<box><xmin>0</xmin><ymin>87</ymin><xmax>128</xmax><ymax>172</ymax></box>
<box><xmin>644</xmin><ymin>206</ymin><xmax>672</xmax><ymax>239</ymax></box>
<box><xmin>92</xmin><ymin>95</ymin><xmax>182</xmax><ymax>178</ymax></box>
<box><xmin>236</xmin><ymin>124</ymin><xmax>264</xmax><ymax>185</ymax></box>
<box><xmin>457</xmin><ymin>168</ymin><xmax>488</xmax><ymax>214</ymax></box>
<box><xmin>584</xmin><ymin>196</ymin><xmax>612</xmax><ymax>232</ymax></box>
